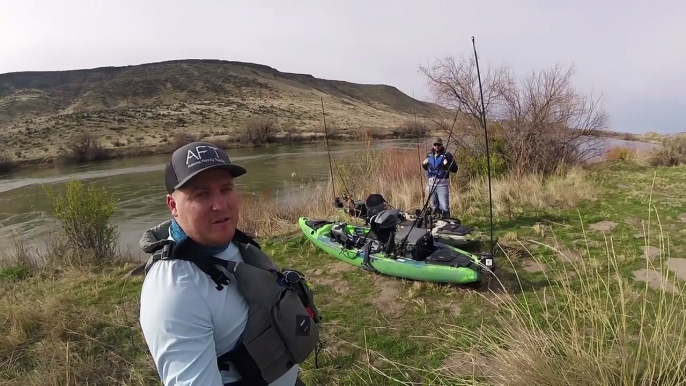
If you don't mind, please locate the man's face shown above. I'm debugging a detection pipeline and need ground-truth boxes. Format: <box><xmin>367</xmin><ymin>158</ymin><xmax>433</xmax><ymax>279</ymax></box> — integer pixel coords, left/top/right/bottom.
<box><xmin>166</xmin><ymin>168</ymin><xmax>239</xmax><ymax>246</ymax></box>
<box><xmin>433</xmin><ymin>143</ymin><xmax>443</xmax><ymax>151</ymax></box>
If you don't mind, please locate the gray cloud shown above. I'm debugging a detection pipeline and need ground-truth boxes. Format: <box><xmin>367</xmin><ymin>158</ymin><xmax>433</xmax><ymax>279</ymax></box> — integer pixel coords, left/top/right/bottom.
<box><xmin>1</xmin><ymin>0</ymin><xmax>683</xmax><ymax>133</ymax></box>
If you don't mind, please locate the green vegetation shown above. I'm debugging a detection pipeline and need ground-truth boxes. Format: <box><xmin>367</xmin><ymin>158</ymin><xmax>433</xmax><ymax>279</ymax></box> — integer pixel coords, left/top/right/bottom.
<box><xmin>43</xmin><ymin>179</ymin><xmax>119</xmax><ymax>260</ymax></box>
<box><xmin>3</xmin><ymin>143</ymin><xmax>686</xmax><ymax>384</ymax></box>
<box><xmin>1</xmin><ymin>55</ymin><xmax>683</xmax><ymax>384</ymax></box>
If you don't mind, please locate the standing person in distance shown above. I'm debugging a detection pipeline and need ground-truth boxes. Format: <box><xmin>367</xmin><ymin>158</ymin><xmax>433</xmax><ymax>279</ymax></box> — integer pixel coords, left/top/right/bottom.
<box><xmin>138</xmin><ymin>141</ymin><xmax>319</xmax><ymax>386</ymax></box>
<box><xmin>421</xmin><ymin>138</ymin><xmax>458</xmax><ymax>219</ymax></box>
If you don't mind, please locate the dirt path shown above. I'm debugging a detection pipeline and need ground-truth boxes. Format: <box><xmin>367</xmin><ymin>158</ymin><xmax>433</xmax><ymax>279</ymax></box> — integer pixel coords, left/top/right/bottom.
<box><xmin>307</xmin><ymin>261</ymin><xmax>355</xmax><ymax>294</ymax></box>
<box><xmin>370</xmin><ymin>275</ymin><xmax>403</xmax><ymax>316</ymax></box>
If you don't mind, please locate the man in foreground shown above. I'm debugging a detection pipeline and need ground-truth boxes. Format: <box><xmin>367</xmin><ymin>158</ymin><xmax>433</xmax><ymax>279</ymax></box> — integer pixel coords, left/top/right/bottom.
<box><xmin>139</xmin><ymin>141</ymin><xmax>318</xmax><ymax>385</ymax></box>
<box><xmin>421</xmin><ymin>138</ymin><xmax>458</xmax><ymax>218</ymax></box>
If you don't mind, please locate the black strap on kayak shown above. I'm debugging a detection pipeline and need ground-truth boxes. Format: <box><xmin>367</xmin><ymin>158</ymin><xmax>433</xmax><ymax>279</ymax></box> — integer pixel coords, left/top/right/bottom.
<box><xmin>360</xmin><ymin>240</ymin><xmax>378</xmax><ymax>273</ymax></box>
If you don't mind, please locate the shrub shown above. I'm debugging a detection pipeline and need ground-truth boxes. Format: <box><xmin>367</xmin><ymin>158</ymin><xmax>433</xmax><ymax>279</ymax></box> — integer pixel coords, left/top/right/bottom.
<box><xmin>240</xmin><ymin>116</ymin><xmax>277</xmax><ymax>145</ymax></box>
<box><xmin>458</xmin><ymin>136</ymin><xmax>509</xmax><ymax>178</ymax></box>
<box><xmin>461</xmin><ymin>153</ymin><xmax>508</xmax><ymax>179</ymax></box>
<box><xmin>649</xmin><ymin>134</ymin><xmax>686</xmax><ymax>166</ymax></box>
<box><xmin>59</xmin><ymin>132</ymin><xmax>110</xmax><ymax>164</ymax></box>
<box><xmin>170</xmin><ymin>132</ymin><xmax>201</xmax><ymax>151</ymax></box>
<box><xmin>43</xmin><ymin>180</ymin><xmax>119</xmax><ymax>260</ymax></box>
<box><xmin>393</xmin><ymin>120</ymin><xmax>428</xmax><ymax>139</ymax></box>
<box><xmin>282</xmin><ymin>119</ymin><xmax>297</xmax><ymax>144</ymax></box>
<box><xmin>604</xmin><ymin>146</ymin><xmax>643</xmax><ymax>162</ymax></box>
<box><xmin>0</xmin><ymin>152</ymin><xmax>14</xmax><ymax>174</ymax></box>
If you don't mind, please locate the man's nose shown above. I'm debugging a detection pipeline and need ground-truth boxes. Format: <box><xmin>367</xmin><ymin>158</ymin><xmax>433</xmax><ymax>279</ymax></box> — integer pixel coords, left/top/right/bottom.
<box><xmin>210</xmin><ymin>193</ymin><xmax>225</xmax><ymax>210</ymax></box>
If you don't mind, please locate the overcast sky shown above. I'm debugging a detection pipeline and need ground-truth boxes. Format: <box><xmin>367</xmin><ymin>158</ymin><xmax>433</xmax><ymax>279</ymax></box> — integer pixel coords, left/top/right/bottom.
<box><xmin>1</xmin><ymin>0</ymin><xmax>684</xmax><ymax>134</ymax></box>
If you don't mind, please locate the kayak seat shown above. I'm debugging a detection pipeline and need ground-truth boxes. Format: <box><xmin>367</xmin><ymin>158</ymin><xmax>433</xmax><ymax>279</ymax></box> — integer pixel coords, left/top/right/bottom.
<box><xmin>365</xmin><ymin>194</ymin><xmax>389</xmax><ymax>219</ymax></box>
<box><xmin>437</xmin><ymin>224</ymin><xmax>473</xmax><ymax>236</ymax></box>
<box><xmin>426</xmin><ymin>249</ymin><xmax>475</xmax><ymax>268</ymax></box>
<box><xmin>306</xmin><ymin>219</ymin><xmax>334</xmax><ymax>231</ymax></box>
<box><xmin>369</xmin><ymin>209</ymin><xmax>401</xmax><ymax>244</ymax></box>
<box><xmin>393</xmin><ymin>225</ymin><xmax>434</xmax><ymax>261</ymax></box>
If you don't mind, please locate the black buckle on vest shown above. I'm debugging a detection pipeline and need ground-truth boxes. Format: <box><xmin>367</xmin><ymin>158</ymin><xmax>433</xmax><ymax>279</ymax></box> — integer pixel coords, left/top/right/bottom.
<box><xmin>161</xmin><ymin>241</ymin><xmax>175</xmax><ymax>259</ymax></box>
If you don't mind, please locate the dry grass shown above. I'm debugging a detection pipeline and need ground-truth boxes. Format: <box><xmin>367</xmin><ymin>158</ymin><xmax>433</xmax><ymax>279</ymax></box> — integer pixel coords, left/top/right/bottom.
<box><xmin>3</xmin><ymin>147</ymin><xmax>671</xmax><ymax>385</ymax></box>
<box><xmin>605</xmin><ymin>146</ymin><xmax>656</xmax><ymax>162</ymax></box>
<box><xmin>649</xmin><ymin>134</ymin><xmax>686</xmax><ymax>166</ymax></box>
<box><xmin>460</xmin><ymin>215</ymin><xmax>686</xmax><ymax>385</ymax></box>
<box><xmin>238</xmin><ymin>184</ymin><xmax>341</xmax><ymax>238</ymax></box>
<box><xmin>235</xmin><ymin>146</ymin><xmax>596</xmax><ymax>239</ymax></box>
<box><xmin>0</xmin><ymin>228</ymin><xmax>155</xmax><ymax>385</ymax></box>
<box><xmin>455</xmin><ymin>167</ymin><xmax>595</xmax><ymax>219</ymax></box>
<box><xmin>0</xmin><ymin>264</ymin><xmax>158</xmax><ymax>385</ymax></box>
<box><xmin>364</xmin><ymin>200</ymin><xmax>686</xmax><ymax>385</ymax></box>
<box><xmin>338</xmin><ymin>146</ymin><xmax>594</xmax><ymax>218</ymax></box>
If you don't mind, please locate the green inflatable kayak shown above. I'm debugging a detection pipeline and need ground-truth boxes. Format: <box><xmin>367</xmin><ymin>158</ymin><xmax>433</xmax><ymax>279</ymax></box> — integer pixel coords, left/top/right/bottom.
<box><xmin>298</xmin><ymin>212</ymin><xmax>496</xmax><ymax>285</ymax></box>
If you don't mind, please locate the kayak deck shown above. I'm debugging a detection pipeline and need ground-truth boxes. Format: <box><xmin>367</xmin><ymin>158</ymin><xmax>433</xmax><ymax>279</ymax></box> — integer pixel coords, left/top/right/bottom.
<box><xmin>299</xmin><ymin>216</ymin><xmax>494</xmax><ymax>284</ymax></box>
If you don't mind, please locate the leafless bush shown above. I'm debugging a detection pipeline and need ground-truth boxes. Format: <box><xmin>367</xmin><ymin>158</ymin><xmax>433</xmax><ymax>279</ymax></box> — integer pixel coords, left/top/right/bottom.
<box><xmin>393</xmin><ymin>120</ymin><xmax>428</xmax><ymax>139</ymax></box>
<box><xmin>649</xmin><ymin>134</ymin><xmax>686</xmax><ymax>166</ymax></box>
<box><xmin>240</xmin><ymin>116</ymin><xmax>277</xmax><ymax>145</ymax></box>
<box><xmin>0</xmin><ymin>152</ymin><xmax>14</xmax><ymax>173</ymax></box>
<box><xmin>58</xmin><ymin>133</ymin><xmax>109</xmax><ymax>164</ymax></box>
<box><xmin>282</xmin><ymin>119</ymin><xmax>297</xmax><ymax>144</ymax></box>
<box><xmin>420</xmin><ymin>57</ymin><xmax>610</xmax><ymax>176</ymax></box>
<box><xmin>170</xmin><ymin>132</ymin><xmax>201</xmax><ymax>151</ymax></box>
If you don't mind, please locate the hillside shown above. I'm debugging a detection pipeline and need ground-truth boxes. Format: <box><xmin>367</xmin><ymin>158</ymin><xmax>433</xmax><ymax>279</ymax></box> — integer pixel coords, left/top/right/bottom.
<box><xmin>0</xmin><ymin>59</ymin><xmax>443</xmax><ymax>163</ymax></box>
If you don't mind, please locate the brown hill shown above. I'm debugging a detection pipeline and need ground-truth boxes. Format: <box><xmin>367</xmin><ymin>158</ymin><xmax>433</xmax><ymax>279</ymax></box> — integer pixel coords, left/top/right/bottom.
<box><xmin>0</xmin><ymin>59</ymin><xmax>443</xmax><ymax>163</ymax></box>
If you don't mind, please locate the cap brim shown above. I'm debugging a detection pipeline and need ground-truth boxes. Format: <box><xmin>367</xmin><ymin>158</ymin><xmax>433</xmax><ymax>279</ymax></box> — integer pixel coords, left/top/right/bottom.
<box><xmin>174</xmin><ymin>164</ymin><xmax>247</xmax><ymax>191</ymax></box>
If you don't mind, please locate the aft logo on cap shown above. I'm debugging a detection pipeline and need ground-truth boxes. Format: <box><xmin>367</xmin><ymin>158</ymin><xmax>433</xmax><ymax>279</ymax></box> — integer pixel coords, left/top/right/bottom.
<box><xmin>186</xmin><ymin>145</ymin><xmax>226</xmax><ymax>168</ymax></box>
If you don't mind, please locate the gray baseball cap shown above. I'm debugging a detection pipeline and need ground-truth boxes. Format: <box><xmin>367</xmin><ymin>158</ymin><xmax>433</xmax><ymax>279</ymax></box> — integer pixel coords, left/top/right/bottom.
<box><xmin>164</xmin><ymin>141</ymin><xmax>246</xmax><ymax>193</ymax></box>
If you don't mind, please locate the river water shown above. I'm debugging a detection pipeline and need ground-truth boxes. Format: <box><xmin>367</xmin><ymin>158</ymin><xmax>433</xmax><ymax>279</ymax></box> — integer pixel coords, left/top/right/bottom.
<box><xmin>0</xmin><ymin>137</ymin><xmax>658</xmax><ymax>260</ymax></box>
<box><xmin>0</xmin><ymin>139</ymin><xmax>421</xmax><ymax>259</ymax></box>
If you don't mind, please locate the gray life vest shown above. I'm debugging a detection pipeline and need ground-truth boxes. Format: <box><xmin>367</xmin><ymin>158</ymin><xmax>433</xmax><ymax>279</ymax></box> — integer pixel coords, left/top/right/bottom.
<box><xmin>143</xmin><ymin>229</ymin><xmax>321</xmax><ymax>385</ymax></box>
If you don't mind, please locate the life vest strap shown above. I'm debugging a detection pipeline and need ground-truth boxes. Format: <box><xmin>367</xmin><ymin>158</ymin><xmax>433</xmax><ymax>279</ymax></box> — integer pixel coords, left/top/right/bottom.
<box><xmin>218</xmin><ymin>341</ymin><xmax>270</xmax><ymax>385</ymax></box>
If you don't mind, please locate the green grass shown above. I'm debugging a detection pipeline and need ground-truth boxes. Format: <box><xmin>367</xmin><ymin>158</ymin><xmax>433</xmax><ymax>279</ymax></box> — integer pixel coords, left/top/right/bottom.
<box><xmin>2</xmin><ymin>160</ymin><xmax>686</xmax><ymax>385</ymax></box>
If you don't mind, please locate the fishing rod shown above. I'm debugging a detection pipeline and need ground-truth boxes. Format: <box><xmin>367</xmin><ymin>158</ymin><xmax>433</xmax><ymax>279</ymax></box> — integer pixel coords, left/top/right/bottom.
<box><xmin>412</xmin><ymin>90</ymin><xmax>426</xmax><ymax>203</ymax></box>
<box><xmin>472</xmin><ymin>36</ymin><xmax>495</xmax><ymax>252</ymax></box>
<box><xmin>320</xmin><ymin>97</ymin><xmax>337</xmax><ymax>203</ymax></box>
<box><xmin>320</xmin><ymin>97</ymin><xmax>354</xmax><ymax>212</ymax></box>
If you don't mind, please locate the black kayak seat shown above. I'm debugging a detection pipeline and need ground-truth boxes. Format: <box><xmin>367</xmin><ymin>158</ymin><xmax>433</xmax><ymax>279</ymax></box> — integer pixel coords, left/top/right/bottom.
<box><xmin>306</xmin><ymin>219</ymin><xmax>334</xmax><ymax>231</ymax></box>
<box><xmin>437</xmin><ymin>224</ymin><xmax>473</xmax><ymax>236</ymax></box>
<box><xmin>426</xmin><ymin>249</ymin><xmax>476</xmax><ymax>268</ymax></box>
<box><xmin>365</xmin><ymin>194</ymin><xmax>388</xmax><ymax>218</ymax></box>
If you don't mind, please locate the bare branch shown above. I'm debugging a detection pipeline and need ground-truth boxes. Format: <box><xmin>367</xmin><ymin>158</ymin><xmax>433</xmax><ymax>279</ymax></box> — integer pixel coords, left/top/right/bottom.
<box><xmin>420</xmin><ymin>56</ymin><xmax>611</xmax><ymax>176</ymax></box>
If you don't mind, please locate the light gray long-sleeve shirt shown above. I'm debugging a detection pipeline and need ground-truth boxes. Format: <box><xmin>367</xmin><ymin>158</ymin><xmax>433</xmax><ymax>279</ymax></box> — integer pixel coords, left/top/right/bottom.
<box><xmin>139</xmin><ymin>232</ymin><xmax>299</xmax><ymax>385</ymax></box>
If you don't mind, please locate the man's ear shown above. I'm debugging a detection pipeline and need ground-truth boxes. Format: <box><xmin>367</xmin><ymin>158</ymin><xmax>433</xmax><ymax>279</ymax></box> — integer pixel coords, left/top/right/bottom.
<box><xmin>167</xmin><ymin>193</ymin><xmax>179</xmax><ymax>217</ymax></box>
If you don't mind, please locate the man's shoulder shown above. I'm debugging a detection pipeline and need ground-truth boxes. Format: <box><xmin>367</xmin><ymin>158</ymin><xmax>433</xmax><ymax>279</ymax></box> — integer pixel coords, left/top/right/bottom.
<box><xmin>140</xmin><ymin>259</ymin><xmax>212</xmax><ymax>322</ymax></box>
<box><xmin>141</xmin><ymin>258</ymin><xmax>212</xmax><ymax>299</ymax></box>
